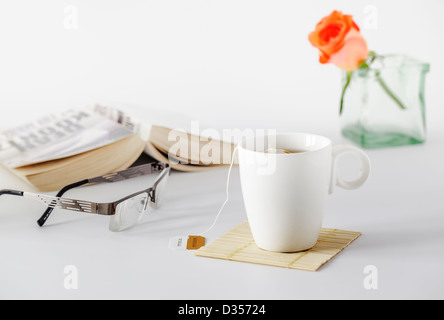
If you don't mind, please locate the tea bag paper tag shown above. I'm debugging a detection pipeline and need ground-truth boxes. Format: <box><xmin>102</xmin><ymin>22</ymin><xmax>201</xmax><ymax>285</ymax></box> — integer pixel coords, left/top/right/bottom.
<box><xmin>169</xmin><ymin>236</ymin><xmax>188</xmax><ymax>250</ymax></box>
<box><xmin>169</xmin><ymin>235</ymin><xmax>206</xmax><ymax>251</ymax></box>
<box><xmin>186</xmin><ymin>235</ymin><xmax>206</xmax><ymax>250</ymax></box>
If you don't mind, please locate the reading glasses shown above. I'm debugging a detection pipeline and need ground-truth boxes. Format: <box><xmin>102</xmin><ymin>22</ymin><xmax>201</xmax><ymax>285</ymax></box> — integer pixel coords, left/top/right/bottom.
<box><xmin>0</xmin><ymin>162</ymin><xmax>170</xmax><ymax>232</ymax></box>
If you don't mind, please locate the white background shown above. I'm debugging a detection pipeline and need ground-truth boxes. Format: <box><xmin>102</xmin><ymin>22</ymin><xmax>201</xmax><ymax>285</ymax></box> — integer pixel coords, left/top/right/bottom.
<box><xmin>0</xmin><ymin>0</ymin><xmax>443</xmax><ymax>132</ymax></box>
<box><xmin>0</xmin><ymin>1</ymin><xmax>443</xmax><ymax>300</ymax></box>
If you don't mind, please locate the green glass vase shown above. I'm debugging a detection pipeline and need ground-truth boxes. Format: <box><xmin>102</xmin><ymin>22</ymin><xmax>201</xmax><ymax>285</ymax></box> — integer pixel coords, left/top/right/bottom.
<box><xmin>340</xmin><ymin>55</ymin><xmax>430</xmax><ymax>149</ymax></box>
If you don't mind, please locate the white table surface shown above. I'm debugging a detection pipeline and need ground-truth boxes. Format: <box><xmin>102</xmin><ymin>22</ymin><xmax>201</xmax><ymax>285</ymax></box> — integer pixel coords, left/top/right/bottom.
<box><xmin>1</xmin><ymin>122</ymin><xmax>443</xmax><ymax>300</ymax></box>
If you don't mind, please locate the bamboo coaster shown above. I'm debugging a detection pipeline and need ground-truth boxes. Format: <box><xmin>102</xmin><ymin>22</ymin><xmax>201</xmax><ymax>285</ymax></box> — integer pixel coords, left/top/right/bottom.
<box><xmin>195</xmin><ymin>221</ymin><xmax>361</xmax><ymax>272</ymax></box>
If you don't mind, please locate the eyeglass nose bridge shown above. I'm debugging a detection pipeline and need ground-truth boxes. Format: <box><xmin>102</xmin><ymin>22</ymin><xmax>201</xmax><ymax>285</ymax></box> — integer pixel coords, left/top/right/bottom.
<box><xmin>148</xmin><ymin>188</ymin><xmax>157</xmax><ymax>207</ymax></box>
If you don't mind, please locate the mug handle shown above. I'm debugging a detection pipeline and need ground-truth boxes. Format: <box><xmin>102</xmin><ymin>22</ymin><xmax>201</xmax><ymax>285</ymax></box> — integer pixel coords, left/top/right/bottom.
<box><xmin>329</xmin><ymin>144</ymin><xmax>371</xmax><ymax>194</ymax></box>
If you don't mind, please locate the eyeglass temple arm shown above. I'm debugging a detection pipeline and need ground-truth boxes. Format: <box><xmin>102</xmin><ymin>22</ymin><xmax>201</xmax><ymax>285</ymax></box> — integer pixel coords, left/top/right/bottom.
<box><xmin>25</xmin><ymin>192</ymin><xmax>101</xmax><ymax>215</ymax></box>
<box><xmin>88</xmin><ymin>162</ymin><xmax>167</xmax><ymax>184</ymax></box>
<box><xmin>0</xmin><ymin>189</ymin><xmax>24</xmax><ymax>197</ymax></box>
<box><xmin>0</xmin><ymin>188</ymin><xmax>108</xmax><ymax>218</ymax></box>
<box><xmin>37</xmin><ymin>179</ymin><xmax>89</xmax><ymax>227</ymax></box>
<box><xmin>36</xmin><ymin>162</ymin><xmax>167</xmax><ymax>226</ymax></box>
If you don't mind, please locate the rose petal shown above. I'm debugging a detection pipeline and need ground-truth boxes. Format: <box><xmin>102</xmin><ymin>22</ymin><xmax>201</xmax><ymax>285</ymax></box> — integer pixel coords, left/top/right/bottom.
<box><xmin>328</xmin><ymin>29</ymin><xmax>369</xmax><ymax>71</ymax></box>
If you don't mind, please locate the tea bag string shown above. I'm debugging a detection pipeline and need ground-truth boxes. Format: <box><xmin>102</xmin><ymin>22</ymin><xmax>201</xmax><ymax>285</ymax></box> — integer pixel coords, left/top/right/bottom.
<box><xmin>198</xmin><ymin>146</ymin><xmax>239</xmax><ymax>236</ymax></box>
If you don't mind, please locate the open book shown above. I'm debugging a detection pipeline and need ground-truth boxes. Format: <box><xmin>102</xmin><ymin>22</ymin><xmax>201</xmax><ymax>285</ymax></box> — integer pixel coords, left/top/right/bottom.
<box><xmin>0</xmin><ymin>104</ymin><xmax>236</xmax><ymax>192</ymax></box>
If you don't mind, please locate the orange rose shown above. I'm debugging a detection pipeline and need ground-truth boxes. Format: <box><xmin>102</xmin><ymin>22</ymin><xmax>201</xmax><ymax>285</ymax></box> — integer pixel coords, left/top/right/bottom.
<box><xmin>308</xmin><ymin>11</ymin><xmax>369</xmax><ymax>71</ymax></box>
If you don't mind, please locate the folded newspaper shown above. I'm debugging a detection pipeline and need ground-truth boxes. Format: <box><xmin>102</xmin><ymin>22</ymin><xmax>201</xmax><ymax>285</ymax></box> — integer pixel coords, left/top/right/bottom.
<box><xmin>0</xmin><ymin>105</ymin><xmax>150</xmax><ymax>191</ymax></box>
<box><xmin>0</xmin><ymin>107</ymin><xmax>135</xmax><ymax>168</ymax></box>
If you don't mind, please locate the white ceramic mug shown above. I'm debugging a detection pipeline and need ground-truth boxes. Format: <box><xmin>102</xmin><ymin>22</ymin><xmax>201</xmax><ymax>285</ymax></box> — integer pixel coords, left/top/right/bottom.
<box><xmin>238</xmin><ymin>132</ymin><xmax>371</xmax><ymax>252</ymax></box>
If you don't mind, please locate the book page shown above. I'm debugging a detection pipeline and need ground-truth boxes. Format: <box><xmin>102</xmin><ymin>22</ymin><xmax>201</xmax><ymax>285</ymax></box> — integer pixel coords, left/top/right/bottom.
<box><xmin>83</xmin><ymin>103</ymin><xmax>240</xmax><ymax>168</ymax></box>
